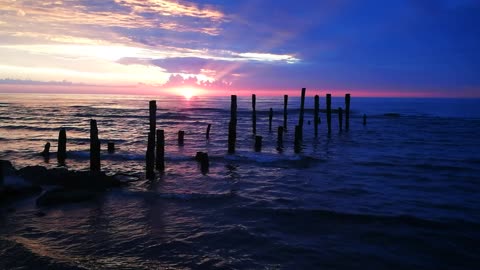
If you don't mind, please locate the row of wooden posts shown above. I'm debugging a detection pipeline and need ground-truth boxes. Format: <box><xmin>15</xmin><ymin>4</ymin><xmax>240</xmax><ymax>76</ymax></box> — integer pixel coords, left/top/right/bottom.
<box><xmin>42</xmin><ymin>89</ymin><xmax>361</xmax><ymax>178</ymax></box>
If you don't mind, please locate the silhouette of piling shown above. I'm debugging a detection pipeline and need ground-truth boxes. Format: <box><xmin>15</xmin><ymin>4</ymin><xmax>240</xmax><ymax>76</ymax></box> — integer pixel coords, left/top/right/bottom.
<box><xmin>254</xmin><ymin>136</ymin><xmax>263</xmax><ymax>152</ymax></box>
<box><xmin>156</xmin><ymin>129</ymin><xmax>165</xmax><ymax>171</ymax></box>
<box><xmin>178</xmin><ymin>130</ymin><xmax>185</xmax><ymax>146</ymax></box>
<box><xmin>283</xmin><ymin>95</ymin><xmax>288</xmax><ymax>131</ymax></box>
<box><xmin>338</xmin><ymin>107</ymin><xmax>343</xmax><ymax>132</ymax></box>
<box><xmin>90</xmin><ymin>119</ymin><xmax>101</xmax><ymax>172</ymax></box>
<box><xmin>326</xmin><ymin>94</ymin><xmax>332</xmax><ymax>134</ymax></box>
<box><xmin>149</xmin><ymin>100</ymin><xmax>157</xmax><ymax>134</ymax></box>
<box><xmin>206</xmin><ymin>124</ymin><xmax>211</xmax><ymax>140</ymax></box>
<box><xmin>195</xmin><ymin>152</ymin><xmax>209</xmax><ymax>174</ymax></box>
<box><xmin>107</xmin><ymin>142</ymin><xmax>115</xmax><ymax>153</ymax></box>
<box><xmin>277</xmin><ymin>126</ymin><xmax>284</xmax><ymax>149</ymax></box>
<box><xmin>41</xmin><ymin>142</ymin><xmax>50</xmax><ymax>159</ymax></box>
<box><xmin>294</xmin><ymin>125</ymin><xmax>301</xmax><ymax>153</ymax></box>
<box><xmin>314</xmin><ymin>95</ymin><xmax>319</xmax><ymax>137</ymax></box>
<box><xmin>57</xmin><ymin>128</ymin><xmax>67</xmax><ymax>164</ymax></box>
<box><xmin>146</xmin><ymin>100</ymin><xmax>157</xmax><ymax>179</ymax></box>
<box><xmin>298</xmin><ymin>88</ymin><xmax>306</xmax><ymax>140</ymax></box>
<box><xmin>345</xmin><ymin>93</ymin><xmax>351</xmax><ymax>131</ymax></box>
<box><xmin>228</xmin><ymin>95</ymin><xmax>237</xmax><ymax>153</ymax></box>
<box><xmin>252</xmin><ymin>94</ymin><xmax>257</xmax><ymax>135</ymax></box>
<box><xmin>363</xmin><ymin>114</ymin><xmax>367</xmax><ymax>125</ymax></box>
<box><xmin>146</xmin><ymin>132</ymin><xmax>155</xmax><ymax>179</ymax></box>
<box><xmin>269</xmin><ymin>108</ymin><xmax>273</xmax><ymax>132</ymax></box>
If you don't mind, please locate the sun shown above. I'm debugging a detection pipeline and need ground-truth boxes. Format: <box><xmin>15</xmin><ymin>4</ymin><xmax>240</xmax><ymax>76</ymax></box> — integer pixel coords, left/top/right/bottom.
<box><xmin>175</xmin><ymin>87</ymin><xmax>201</xmax><ymax>100</ymax></box>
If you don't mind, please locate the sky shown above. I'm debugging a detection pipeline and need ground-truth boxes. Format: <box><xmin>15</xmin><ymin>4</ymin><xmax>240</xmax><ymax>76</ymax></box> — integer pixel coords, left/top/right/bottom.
<box><xmin>0</xmin><ymin>0</ymin><xmax>479</xmax><ymax>97</ymax></box>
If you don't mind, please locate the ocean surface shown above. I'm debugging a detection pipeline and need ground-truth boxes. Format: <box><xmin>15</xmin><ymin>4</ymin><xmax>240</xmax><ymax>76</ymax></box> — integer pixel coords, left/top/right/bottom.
<box><xmin>1</xmin><ymin>93</ymin><xmax>479</xmax><ymax>269</ymax></box>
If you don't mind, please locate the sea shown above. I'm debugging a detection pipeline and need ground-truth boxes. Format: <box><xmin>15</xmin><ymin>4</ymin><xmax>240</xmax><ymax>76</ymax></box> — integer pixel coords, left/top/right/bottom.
<box><xmin>0</xmin><ymin>93</ymin><xmax>479</xmax><ymax>269</ymax></box>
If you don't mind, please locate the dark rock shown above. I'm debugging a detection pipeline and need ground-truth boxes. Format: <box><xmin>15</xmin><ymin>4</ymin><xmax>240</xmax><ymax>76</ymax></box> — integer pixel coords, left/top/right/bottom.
<box><xmin>36</xmin><ymin>188</ymin><xmax>97</xmax><ymax>206</ymax></box>
<box><xmin>18</xmin><ymin>166</ymin><xmax>124</xmax><ymax>191</ymax></box>
<box><xmin>0</xmin><ymin>185</ymin><xmax>42</xmax><ymax>202</ymax></box>
<box><xmin>1</xmin><ymin>160</ymin><xmax>16</xmax><ymax>184</ymax></box>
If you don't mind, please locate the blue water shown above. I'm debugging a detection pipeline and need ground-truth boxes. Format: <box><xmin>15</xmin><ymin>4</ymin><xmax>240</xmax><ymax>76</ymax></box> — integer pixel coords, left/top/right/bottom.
<box><xmin>1</xmin><ymin>93</ymin><xmax>480</xmax><ymax>269</ymax></box>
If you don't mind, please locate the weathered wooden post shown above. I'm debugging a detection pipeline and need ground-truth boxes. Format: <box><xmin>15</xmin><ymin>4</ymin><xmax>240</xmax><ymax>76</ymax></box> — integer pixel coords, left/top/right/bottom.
<box><xmin>206</xmin><ymin>124</ymin><xmax>211</xmax><ymax>140</ymax></box>
<box><xmin>294</xmin><ymin>125</ymin><xmax>301</xmax><ymax>153</ymax></box>
<box><xmin>228</xmin><ymin>95</ymin><xmax>237</xmax><ymax>153</ymax></box>
<box><xmin>277</xmin><ymin>126</ymin><xmax>284</xmax><ymax>149</ymax></box>
<box><xmin>0</xmin><ymin>161</ymin><xmax>3</xmax><ymax>185</ymax></box>
<box><xmin>149</xmin><ymin>100</ymin><xmax>157</xmax><ymax>134</ymax></box>
<box><xmin>254</xmin><ymin>135</ymin><xmax>263</xmax><ymax>152</ymax></box>
<box><xmin>146</xmin><ymin>100</ymin><xmax>157</xmax><ymax>179</ymax></box>
<box><xmin>90</xmin><ymin>119</ymin><xmax>101</xmax><ymax>172</ymax></box>
<box><xmin>314</xmin><ymin>95</ymin><xmax>319</xmax><ymax>137</ymax></box>
<box><xmin>363</xmin><ymin>114</ymin><xmax>367</xmax><ymax>125</ymax></box>
<box><xmin>195</xmin><ymin>152</ymin><xmax>209</xmax><ymax>174</ymax></box>
<box><xmin>178</xmin><ymin>130</ymin><xmax>185</xmax><ymax>146</ymax></box>
<box><xmin>338</xmin><ymin>107</ymin><xmax>343</xmax><ymax>132</ymax></box>
<box><xmin>283</xmin><ymin>95</ymin><xmax>288</xmax><ymax>131</ymax></box>
<box><xmin>57</xmin><ymin>128</ymin><xmax>67</xmax><ymax>164</ymax></box>
<box><xmin>107</xmin><ymin>142</ymin><xmax>115</xmax><ymax>153</ymax></box>
<box><xmin>252</xmin><ymin>94</ymin><xmax>257</xmax><ymax>135</ymax></box>
<box><xmin>326</xmin><ymin>94</ymin><xmax>332</xmax><ymax>134</ymax></box>
<box><xmin>41</xmin><ymin>142</ymin><xmax>50</xmax><ymax>158</ymax></box>
<box><xmin>269</xmin><ymin>108</ymin><xmax>273</xmax><ymax>132</ymax></box>
<box><xmin>298</xmin><ymin>88</ymin><xmax>306</xmax><ymax>140</ymax></box>
<box><xmin>345</xmin><ymin>93</ymin><xmax>351</xmax><ymax>131</ymax></box>
<box><xmin>156</xmin><ymin>129</ymin><xmax>165</xmax><ymax>171</ymax></box>
<box><xmin>146</xmin><ymin>132</ymin><xmax>155</xmax><ymax>179</ymax></box>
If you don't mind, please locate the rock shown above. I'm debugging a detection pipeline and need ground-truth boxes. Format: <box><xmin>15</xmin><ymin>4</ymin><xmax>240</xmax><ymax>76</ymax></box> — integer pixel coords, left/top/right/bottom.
<box><xmin>18</xmin><ymin>166</ymin><xmax>124</xmax><ymax>191</ymax></box>
<box><xmin>36</xmin><ymin>188</ymin><xmax>98</xmax><ymax>206</ymax></box>
<box><xmin>0</xmin><ymin>185</ymin><xmax>42</xmax><ymax>202</ymax></box>
<box><xmin>1</xmin><ymin>160</ymin><xmax>16</xmax><ymax>185</ymax></box>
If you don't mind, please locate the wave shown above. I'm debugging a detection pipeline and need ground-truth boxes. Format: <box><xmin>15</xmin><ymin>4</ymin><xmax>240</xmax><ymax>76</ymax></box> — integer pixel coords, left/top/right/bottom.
<box><xmin>234</xmin><ymin>207</ymin><xmax>479</xmax><ymax>230</ymax></box>
<box><xmin>73</xmin><ymin>113</ymin><xmax>146</xmax><ymax>119</ymax></box>
<box><xmin>0</xmin><ymin>125</ymin><xmax>85</xmax><ymax>132</ymax></box>
<box><xmin>0</xmin><ymin>237</ymin><xmax>86</xmax><ymax>270</ymax></box>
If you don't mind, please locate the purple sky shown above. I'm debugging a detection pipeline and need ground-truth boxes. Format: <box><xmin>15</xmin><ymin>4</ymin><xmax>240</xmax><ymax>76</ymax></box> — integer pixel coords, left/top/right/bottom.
<box><xmin>0</xmin><ymin>0</ymin><xmax>479</xmax><ymax>97</ymax></box>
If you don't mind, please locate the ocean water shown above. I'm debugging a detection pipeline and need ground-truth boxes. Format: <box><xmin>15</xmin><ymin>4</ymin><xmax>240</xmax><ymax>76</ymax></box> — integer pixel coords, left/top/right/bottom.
<box><xmin>1</xmin><ymin>93</ymin><xmax>480</xmax><ymax>269</ymax></box>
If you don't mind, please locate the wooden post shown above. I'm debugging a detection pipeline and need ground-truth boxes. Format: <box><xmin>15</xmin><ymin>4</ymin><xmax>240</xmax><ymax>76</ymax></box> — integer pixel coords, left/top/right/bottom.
<box><xmin>269</xmin><ymin>108</ymin><xmax>273</xmax><ymax>132</ymax></box>
<box><xmin>338</xmin><ymin>107</ymin><xmax>343</xmax><ymax>132</ymax></box>
<box><xmin>326</xmin><ymin>94</ymin><xmax>332</xmax><ymax>134</ymax></box>
<box><xmin>178</xmin><ymin>130</ymin><xmax>185</xmax><ymax>146</ymax></box>
<box><xmin>228</xmin><ymin>95</ymin><xmax>237</xmax><ymax>153</ymax></box>
<box><xmin>156</xmin><ymin>129</ymin><xmax>165</xmax><ymax>171</ymax></box>
<box><xmin>252</xmin><ymin>94</ymin><xmax>256</xmax><ymax>135</ymax></box>
<box><xmin>206</xmin><ymin>124</ymin><xmax>211</xmax><ymax>140</ymax></box>
<box><xmin>314</xmin><ymin>95</ymin><xmax>319</xmax><ymax>137</ymax></box>
<box><xmin>57</xmin><ymin>128</ymin><xmax>67</xmax><ymax>164</ymax></box>
<box><xmin>254</xmin><ymin>136</ymin><xmax>263</xmax><ymax>152</ymax></box>
<box><xmin>90</xmin><ymin>119</ymin><xmax>101</xmax><ymax>172</ymax></box>
<box><xmin>345</xmin><ymin>93</ymin><xmax>351</xmax><ymax>131</ymax></box>
<box><xmin>146</xmin><ymin>100</ymin><xmax>157</xmax><ymax>178</ymax></box>
<box><xmin>149</xmin><ymin>100</ymin><xmax>157</xmax><ymax>134</ymax></box>
<box><xmin>107</xmin><ymin>142</ymin><xmax>115</xmax><ymax>153</ymax></box>
<box><xmin>294</xmin><ymin>125</ymin><xmax>301</xmax><ymax>153</ymax></box>
<box><xmin>41</xmin><ymin>142</ymin><xmax>50</xmax><ymax>158</ymax></box>
<box><xmin>146</xmin><ymin>132</ymin><xmax>155</xmax><ymax>179</ymax></box>
<box><xmin>298</xmin><ymin>88</ymin><xmax>306</xmax><ymax>140</ymax></box>
<box><xmin>195</xmin><ymin>152</ymin><xmax>209</xmax><ymax>174</ymax></box>
<box><xmin>277</xmin><ymin>126</ymin><xmax>284</xmax><ymax>149</ymax></box>
<box><xmin>283</xmin><ymin>95</ymin><xmax>288</xmax><ymax>131</ymax></box>
<box><xmin>363</xmin><ymin>114</ymin><xmax>367</xmax><ymax>126</ymax></box>
<box><xmin>0</xmin><ymin>161</ymin><xmax>3</xmax><ymax>185</ymax></box>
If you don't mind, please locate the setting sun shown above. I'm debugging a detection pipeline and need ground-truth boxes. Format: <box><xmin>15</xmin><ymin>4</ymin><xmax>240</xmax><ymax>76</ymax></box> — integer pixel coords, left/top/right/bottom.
<box><xmin>174</xmin><ymin>87</ymin><xmax>202</xmax><ymax>99</ymax></box>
